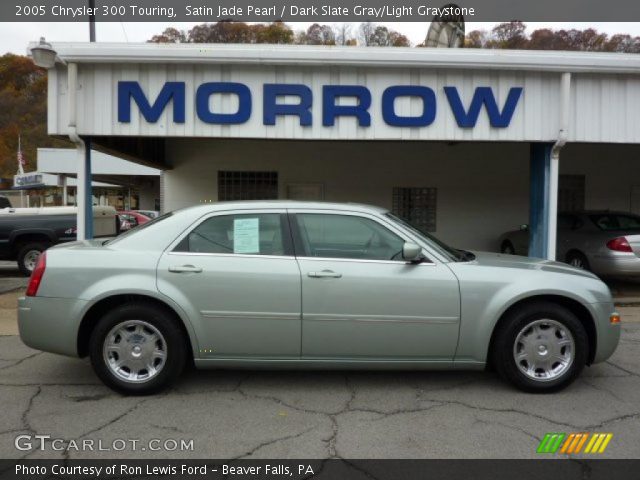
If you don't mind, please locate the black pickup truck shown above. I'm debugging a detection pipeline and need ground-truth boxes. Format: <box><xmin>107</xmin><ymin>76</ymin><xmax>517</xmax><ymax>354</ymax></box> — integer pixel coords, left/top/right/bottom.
<box><xmin>0</xmin><ymin>208</ymin><xmax>119</xmax><ymax>276</ymax></box>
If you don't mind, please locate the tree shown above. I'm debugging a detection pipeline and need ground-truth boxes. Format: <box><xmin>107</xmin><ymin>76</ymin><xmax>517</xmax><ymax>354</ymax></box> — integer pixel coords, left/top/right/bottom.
<box><xmin>333</xmin><ymin>23</ymin><xmax>356</xmax><ymax>46</ymax></box>
<box><xmin>148</xmin><ymin>27</ymin><xmax>186</xmax><ymax>44</ymax></box>
<box><xmin>359</xmin><ymin>23</ymin><xmax>410</xmax><ymax>47</ymax></box>
<box><xmin>253</xmin><ymin>21</ymin><xmax>294</xmax><ymax>44</ymax></box>
<box><xmin>464</xmin><ymin>30</ymin><xmax>489</xmax><ymax>48</ymax></box>
<box><xmin>297</xmin><ymin>24</ymin><xmax>335</xmax><ymax>45</ymax></box>
<box><xmin>464</xmin><ymin>22</ymin><xmax>640</xmax><ymax>53</ymax></box>
<box><xmin>489</xmin><ymin>21</ymin><xmax>528</xmax><ymax>49</ymax></box>
<box><xmin>0</xmin><ymin>54</ymin><xmax>68</xmax><ymax>177</ymax></box>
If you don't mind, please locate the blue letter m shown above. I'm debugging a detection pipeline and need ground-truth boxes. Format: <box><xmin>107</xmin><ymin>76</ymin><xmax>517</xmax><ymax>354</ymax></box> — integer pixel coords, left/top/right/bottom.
<box><xmin>118</xmin><ymin>81</ymin><xmax>185</xmax><ymax>123</ymax></box>
<box><xmin>444</xmin><ymin>86</ymin><xmax>522</xmax><ymax>128</ymax></box>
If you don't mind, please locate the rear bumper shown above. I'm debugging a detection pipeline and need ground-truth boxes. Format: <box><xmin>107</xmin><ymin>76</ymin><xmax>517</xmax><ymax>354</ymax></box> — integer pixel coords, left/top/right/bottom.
<box><xmin>18</xmin><ymin>296</ymin><xmax>88</xmax><ymax>357</ymax></box>
<box><xmin>590</xmin><ymin>301</ymin><xmax>621</xmax><ymax>364</ymax></box>
<box><xmin>591</xmin><ymin>254</ymin><xmax>640</xmax><ymax>277</ymax></box>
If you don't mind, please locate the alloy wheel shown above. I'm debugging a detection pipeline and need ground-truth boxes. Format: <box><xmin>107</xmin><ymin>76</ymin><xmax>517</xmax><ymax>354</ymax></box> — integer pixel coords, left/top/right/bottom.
<box><xmin>103</xmin><ymin>320</ymin><xmax>167</xmax><ymax>383</ymax></box>
<box><xmin>512</xmin><ymin>319</ymin><xmax>575</xmax><ymax>382</ymax></box>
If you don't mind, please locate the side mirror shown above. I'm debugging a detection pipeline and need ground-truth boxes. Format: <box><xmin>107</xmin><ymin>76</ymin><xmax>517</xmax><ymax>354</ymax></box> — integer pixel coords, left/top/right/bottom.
<box><xmin>402</xmin><ymin>242</ymin><xmax>423</xmax><ymax>262</ymax></box>
<box><xmin>519</xmin><ymin>224</ymin><xmax>529</xmax><ymax>231</ymax></box>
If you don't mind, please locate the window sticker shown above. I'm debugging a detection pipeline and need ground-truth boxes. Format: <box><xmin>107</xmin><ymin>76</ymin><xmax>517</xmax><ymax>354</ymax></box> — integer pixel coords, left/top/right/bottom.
<box><xmin>233</xmin><ymin>218</ymin><xmax>260</xmax><ymax>254</ymax></box>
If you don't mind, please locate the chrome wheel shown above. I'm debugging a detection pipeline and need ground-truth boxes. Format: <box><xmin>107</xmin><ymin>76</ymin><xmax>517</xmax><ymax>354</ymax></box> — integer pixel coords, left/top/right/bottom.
<box><xmin>501</xmin><ymin>242</ymin><xmax>515</xmax><ymax>255</ymax></box>
<box><xmin>569</xmin><ymin>257</ymin><xmax>585</xmax><ymax>269</ymax></box>
<box><xmin>103</xmin><ymin>320</ymin><xmax>167</xmax><ymax>383</ymax></box>
<box><xmin>23</xmin><ymin>250</ymin><xmax>41</xmax><ymax>272</ymax></box>
<box><xmin>513</xmin><ymin>319</ymin><xmax>575</xmax><ymax>382</ymax></box>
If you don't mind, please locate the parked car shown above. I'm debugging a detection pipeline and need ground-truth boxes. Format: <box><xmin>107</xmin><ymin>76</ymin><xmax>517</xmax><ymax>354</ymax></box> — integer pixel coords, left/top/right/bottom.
<box><xmin>19</xmin><ymin>202</ymin><xmax>620</xmax><ymax>395</ymax></box>
<box><xmin>135</xmin><ymin>209</ymin><xmax>160</xmax><ymax>219</ymax></box>
<box><xmin>117</xmin><ymin>210</ymin><xmax>151</xmax><ymax>231</ymax></box>
<box><xmin>499</xmin><ymin>211</ymin><xmax>640</xmax><ymax>277</ymax></box>
<box><xmin>0</xmin><ymin>206</ymin><xmax>119</xmax><ymax>275</ymax></box>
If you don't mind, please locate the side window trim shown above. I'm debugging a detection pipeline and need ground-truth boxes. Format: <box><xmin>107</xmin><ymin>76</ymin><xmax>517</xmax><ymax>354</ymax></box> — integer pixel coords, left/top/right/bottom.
<box><xmin>288</xmin><ymin>211</ymin><xmax>434</xmax><ymax>264</ymax></box>
<box><xmin>167</xmin><ymin>209</ymin><xmax>295</xmax><ymax>258</ymax></box>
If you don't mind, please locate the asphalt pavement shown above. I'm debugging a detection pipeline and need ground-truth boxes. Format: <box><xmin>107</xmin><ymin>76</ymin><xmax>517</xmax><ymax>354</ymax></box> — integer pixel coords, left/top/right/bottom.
<box><xmin>0</xmin><ymin>324</ymin><xmax>638</xmax><ymax>459</ymax></box>
<box><xmin>0</xmin><ymin>260</ymin><xmax>639</xmax><ymax>459</ymax></box>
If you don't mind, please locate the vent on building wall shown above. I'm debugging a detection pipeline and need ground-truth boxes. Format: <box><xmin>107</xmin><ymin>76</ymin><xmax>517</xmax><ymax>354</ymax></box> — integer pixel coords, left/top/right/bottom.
<box><xmin>392</xmin><ymin>187</ymin><xmax>438</xmax><ymax>232</ymax></box>
<box><xmin>218</xmin><ymin>171</ymin><xmax>278</xmax><ymax>201</ymax></box>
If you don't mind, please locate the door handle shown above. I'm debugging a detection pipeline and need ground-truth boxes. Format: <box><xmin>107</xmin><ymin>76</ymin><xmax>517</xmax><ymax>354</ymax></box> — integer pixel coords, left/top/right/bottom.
<box><xmin>168</xmin><ymin>265</ymin><xmax>203</xmax><ymax>273</ymax></box>
<box><xmin>308</xmin><ymin>270</ymin><xmax>342</xmax><ymax>278</ymax></box>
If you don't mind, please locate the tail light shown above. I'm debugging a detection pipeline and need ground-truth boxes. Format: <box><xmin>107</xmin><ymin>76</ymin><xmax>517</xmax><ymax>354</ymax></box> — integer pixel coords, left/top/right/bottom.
<box><xmin>606</xmin><ymin>237</ymin><xmax>633</xmax><ymax>253</ymax></box>
<box><xmin>26</xmin><ymin>252</ymin><xmax>46</xmax><ymax>297</ymax></box>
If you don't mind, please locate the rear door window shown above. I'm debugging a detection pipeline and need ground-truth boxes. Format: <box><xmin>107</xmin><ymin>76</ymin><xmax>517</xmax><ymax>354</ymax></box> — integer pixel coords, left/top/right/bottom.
<box><xmin>174</xmin><ymin>213</ymin><xmax>289</xmax><ymax>256</ymax></box>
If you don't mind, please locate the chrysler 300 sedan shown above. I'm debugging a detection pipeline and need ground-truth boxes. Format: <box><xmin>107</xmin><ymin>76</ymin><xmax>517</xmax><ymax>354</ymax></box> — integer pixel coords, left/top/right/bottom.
<box><xmin>18</xmin><ymin>202</ymin><xmax>620</xmax><ymax>395</ymax></box>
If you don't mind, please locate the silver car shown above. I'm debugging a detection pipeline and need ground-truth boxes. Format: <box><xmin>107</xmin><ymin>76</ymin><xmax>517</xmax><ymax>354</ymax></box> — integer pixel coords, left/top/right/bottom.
<box><xmin>18</xmin><ymin>202</ymin><xmax>620</xmax><ymax>395</ymax></box>
<box><xmin>499</xmin><ymin>211</ymin><xmax>640</xmax><ymax>276</ymax></box>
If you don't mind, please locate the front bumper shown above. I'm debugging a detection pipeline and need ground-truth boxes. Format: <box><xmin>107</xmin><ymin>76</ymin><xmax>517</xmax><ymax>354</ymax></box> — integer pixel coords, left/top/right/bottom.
<box><xmin>590</xmin><ymin>301</ymin><xmax>621</xmax><ymax>364</ymax></box>
<box><xmin>18</xmin><ymin>296</ymin><xmax>89</xmax><ymax>357</ymax></box>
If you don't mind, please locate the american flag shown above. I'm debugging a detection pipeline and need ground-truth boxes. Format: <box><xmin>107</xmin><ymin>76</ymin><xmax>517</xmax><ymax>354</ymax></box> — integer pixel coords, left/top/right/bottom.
<box><xmin>17</xmin><ymin>136</ymin><xmax>25</xmax><ymax>175</ymax></box>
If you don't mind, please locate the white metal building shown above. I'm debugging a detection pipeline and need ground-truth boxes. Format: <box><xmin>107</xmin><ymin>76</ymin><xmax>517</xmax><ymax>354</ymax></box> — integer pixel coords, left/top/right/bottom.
<box><xmin>32</xmin><ymin>42</ymin><xmax>640</xmax><ymax>256</ymax></box>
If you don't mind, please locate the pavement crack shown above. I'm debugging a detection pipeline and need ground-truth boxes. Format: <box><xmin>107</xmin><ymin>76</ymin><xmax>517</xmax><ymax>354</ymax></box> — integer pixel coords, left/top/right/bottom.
<box><xmin>605</xmin><ymin>360</ymin><xmax>640</xmax><ymax>378</ymax></box>
<box><xmin>418</xmin><ymin>396</ymin><xmax>586</xmax><ymax>429</ymax></box>
<box><xmin>75</xmin><ymin>392</ymin><xmax>170</xmax><ymax>440</ymax></box>
<box><xmin>0</xmin><ymin>352</ymin><xmax>43</xmax><ymax>370</ymax></box>
<box><xmin>580</xmin><ymin>378</ymin><xmax>628</xmax><ymax>404</ymax></box>
<box><xmin>21</xmin><ymin>386</ymin><xmax>41</xmax><ymax>435</ymax></box>
<box><xmin>473</xmin><ymin>416</ymin><xmax>541</xmax><ymax>442</ymax></box>
<box><xmin>234</xmin><ymin>426</ymin><xmax>316</xmax><ymax>459</ymax></box>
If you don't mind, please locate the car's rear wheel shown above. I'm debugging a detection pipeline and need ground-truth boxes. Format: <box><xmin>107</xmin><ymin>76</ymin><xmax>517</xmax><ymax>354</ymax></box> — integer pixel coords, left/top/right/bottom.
<box><xmin>89</xmin><ymin>303</ymin><xmax>187</xmax><ymax>395</ymax></box>
<box><xmin>501</xmin><ymin>241</ymin><xmax>516</xmax><ymax>255</ymax></box>
<box><xmin>566</xmin><ymin>251</ymin><xmax>590</xmax><ymax>271</ymax></box>
<box><xmin>492</xmin><ymin>301</ymin><xmax>588</xmax><ymax>393</ymax></box>
<box><xmin>17</xmin><ymin>242</ymin><xmax>48</xmax><ymax>277</ymax></box>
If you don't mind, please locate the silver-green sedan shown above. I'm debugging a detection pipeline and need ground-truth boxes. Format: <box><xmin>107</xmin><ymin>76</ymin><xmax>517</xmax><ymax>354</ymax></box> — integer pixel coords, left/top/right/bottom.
<box><xmin>18</xmin><ymin>202</ymin><xmax>621</xmax><ymax>395</ymax></box>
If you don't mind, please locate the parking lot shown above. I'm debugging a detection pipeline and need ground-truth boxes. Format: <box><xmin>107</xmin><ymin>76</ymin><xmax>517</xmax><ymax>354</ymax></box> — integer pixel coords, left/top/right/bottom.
<box><xmin>1</xmin><ymin>261</ymin><xmax>640</xmax><ymax>459</ymax></box>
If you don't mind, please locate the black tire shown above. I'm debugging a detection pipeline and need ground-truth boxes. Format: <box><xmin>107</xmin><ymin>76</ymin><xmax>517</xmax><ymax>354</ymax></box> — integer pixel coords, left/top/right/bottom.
<box><xmin>491</xmin><ymin>301</ymin><xmax>588</xmax><ymax>393</ymax></box>
<box><xmin>501</xmin><ymin>241</ymin><xmax>516</xmax><ymax>255</ymax></box>
<box><xmin>17</xmin><ymin>242</ymin><xmax>48</xmax><ymax>277</ymax></box>
<box><xmin>566</xmin><ymin>251</ymin><xmax>590</xmax><ymax>271</ymax></box>
<box><xmin>89</xmin><ymin>303</ymin><xmax>187</xmax><ymax>395</ymax></box>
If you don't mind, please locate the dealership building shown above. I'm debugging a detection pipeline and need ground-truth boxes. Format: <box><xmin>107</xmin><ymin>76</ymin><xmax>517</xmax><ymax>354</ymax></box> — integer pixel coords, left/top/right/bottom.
<box><xmin>32</xmin><ymin>42</ymin><xmax>640</xmax><ymax>258</ymax></box>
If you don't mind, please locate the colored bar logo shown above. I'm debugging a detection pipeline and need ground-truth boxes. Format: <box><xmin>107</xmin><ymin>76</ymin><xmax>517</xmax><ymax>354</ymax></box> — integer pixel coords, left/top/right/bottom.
<box><xmin>537</xmin><ymin>433</ymin><xmax>613</xmax><ymax>454</ymax></box>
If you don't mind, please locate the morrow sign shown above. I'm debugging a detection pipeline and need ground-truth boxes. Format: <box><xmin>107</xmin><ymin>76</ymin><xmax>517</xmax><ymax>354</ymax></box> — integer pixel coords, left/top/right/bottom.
<box><xmin>118</xmin><ymin>81</ymin><xmax>523</xmax><ymax>129</ymax></box>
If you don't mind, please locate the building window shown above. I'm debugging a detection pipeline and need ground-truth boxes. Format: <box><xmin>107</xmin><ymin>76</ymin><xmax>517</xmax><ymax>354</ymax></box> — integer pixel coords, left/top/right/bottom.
<box><xmin>218</xmin><ymin>171</ymin><xmax>278</xmax><ymax>201</ymax></box>
<box><xmin>559</xmin><ymin>175</ymin><xmax>585</xmax><ymax>212</ymax></box>
<box><xmin>392</xmin><ymin>187</ymin><xmax>438</xmax><ymax>233</ymax></box>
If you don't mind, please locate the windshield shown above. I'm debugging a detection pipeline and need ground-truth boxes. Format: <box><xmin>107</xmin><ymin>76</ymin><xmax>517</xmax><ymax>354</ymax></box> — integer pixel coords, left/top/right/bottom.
<box><xmin>589</xmin><ymin>213</ymin><xmax>640</xmax><ymax>232</ymax></box>
<box><xmin>385</xmin><ymin>212</ymin><xmax>463</xmax><ymax>262</ymax></box>
<box><xmin>105</xmin><ymin>211</ymin><xmax>174</xmax><ymax>245</ymax></box>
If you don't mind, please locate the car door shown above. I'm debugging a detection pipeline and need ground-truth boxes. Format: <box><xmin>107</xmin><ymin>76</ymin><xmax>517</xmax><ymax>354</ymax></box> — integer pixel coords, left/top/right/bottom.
<box><xmin>290</xmin><ymin>210</ymin><xmax>461</xmax><ymax>360</ymax></box>
<box><xmin>156</xmin><ymin>210</ymin><xmax>302</xmax><ymax>358</ymax></box>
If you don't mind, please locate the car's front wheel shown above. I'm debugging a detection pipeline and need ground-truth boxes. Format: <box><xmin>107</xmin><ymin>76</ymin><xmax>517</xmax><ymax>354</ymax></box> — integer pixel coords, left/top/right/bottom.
<box><xmin>492</xmin><ymin>301</ymin><xmax>588</xmax><ymax>393</ymax></box>
<box><xmin>89</xmin><ymin>303</ymin><xmax>187</xmax><ymax>395</ymax></box>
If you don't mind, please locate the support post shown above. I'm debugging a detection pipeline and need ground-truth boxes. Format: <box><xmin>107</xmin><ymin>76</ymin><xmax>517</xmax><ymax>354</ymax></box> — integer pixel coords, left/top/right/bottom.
<box><xmin>528</xmin><ymin>143</ymin><xmax>553</xmax><ymax>259</ymax></box>
<box><xmin>61</xmin><ymin>175</ymin><xmax>67</xmax><ymax>205</ymax></box>
<box><xmin>84</xmin><ymin>138</ymin><xmax>93</xmax><ymax>239</ymax></box>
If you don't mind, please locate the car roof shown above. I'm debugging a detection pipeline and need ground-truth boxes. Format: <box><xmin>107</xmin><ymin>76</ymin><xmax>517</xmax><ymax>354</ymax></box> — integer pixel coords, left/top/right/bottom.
<box><xmin>180</xmin><ymin>201</ymin><xmax>389</xmax><ymax>215</ymax></box>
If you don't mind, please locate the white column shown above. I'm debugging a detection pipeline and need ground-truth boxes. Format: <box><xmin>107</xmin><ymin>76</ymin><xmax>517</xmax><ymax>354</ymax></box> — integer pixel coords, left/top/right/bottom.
<box><xmin>547</xmin><ymin>72</ymin><xmax>571</xmax><ymax>261</ymax></box>
<box><xmin>61</xmin><ymin>175</ymin><xmax>68</xmax><ymax>205</ymax></box>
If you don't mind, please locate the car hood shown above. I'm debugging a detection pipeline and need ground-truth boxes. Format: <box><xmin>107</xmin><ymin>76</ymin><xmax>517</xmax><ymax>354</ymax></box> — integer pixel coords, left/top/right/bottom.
<box><xmin>466</xmin><ymin>251</ymin><xmax>599</xmax><ymax>280</ymax></box>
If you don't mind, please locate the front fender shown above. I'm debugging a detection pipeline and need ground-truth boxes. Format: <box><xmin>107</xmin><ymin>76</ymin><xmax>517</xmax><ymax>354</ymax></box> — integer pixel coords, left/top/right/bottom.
<box><xmin>449</xmin><ymin>263</ymin><xmax>610</xmax><ymax>363</ymax></box>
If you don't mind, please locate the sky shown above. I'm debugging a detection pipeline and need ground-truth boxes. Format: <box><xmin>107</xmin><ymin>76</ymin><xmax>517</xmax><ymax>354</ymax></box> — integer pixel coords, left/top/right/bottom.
<box><xmin>3</xmin><ymin>21</ymin><xmax>640</xmax><ymax>55</ymax></box>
